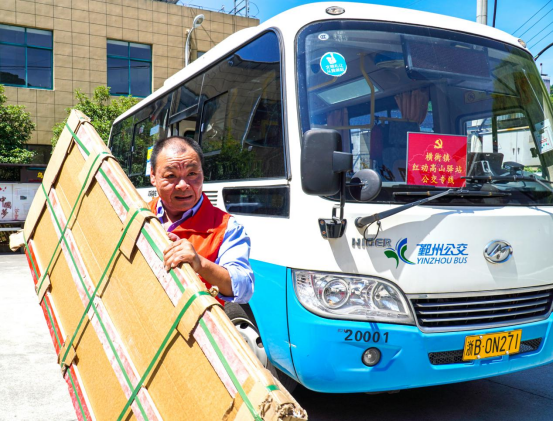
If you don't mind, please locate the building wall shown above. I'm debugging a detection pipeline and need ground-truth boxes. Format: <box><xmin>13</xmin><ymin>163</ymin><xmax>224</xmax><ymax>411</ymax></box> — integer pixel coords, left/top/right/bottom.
<box><xmin>0</xmin><ymin>0</ymin><xmax>258</xmax><ymax>163</ymax></box>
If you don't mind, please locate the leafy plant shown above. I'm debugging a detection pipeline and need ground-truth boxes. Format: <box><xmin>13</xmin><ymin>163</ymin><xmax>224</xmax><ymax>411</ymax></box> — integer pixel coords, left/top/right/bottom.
<box><xmin>51</xmin><ymin>86</ymin><xmax>139</xmax><ymax>148</ymax></box>
<box><xmin>204</xmin><ymin>132</ymin><xmax>263</xmax><ymax>181</ymax></box>
<box><xmin>0</xmin><ymin>85</ymin><xmax>36</xmax><ymax>164</ymax></box>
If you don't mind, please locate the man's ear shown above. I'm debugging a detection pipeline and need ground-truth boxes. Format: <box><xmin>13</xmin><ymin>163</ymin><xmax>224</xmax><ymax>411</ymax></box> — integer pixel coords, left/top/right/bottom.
<box><xmin>150</xmin><ymin>168</ymin><xmax>157</xmax><ymax>187</ymax></box>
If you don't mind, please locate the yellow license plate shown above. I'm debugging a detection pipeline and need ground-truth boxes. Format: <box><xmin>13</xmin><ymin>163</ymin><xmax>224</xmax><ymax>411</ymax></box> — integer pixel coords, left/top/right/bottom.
<box><xmin>462</xmin><ymin>329</ymin><xmax>522</xmax><ymax>361</ymax></box>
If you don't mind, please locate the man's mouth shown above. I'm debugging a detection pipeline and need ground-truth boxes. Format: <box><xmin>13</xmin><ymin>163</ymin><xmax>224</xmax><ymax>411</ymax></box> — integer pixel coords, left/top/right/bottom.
<box><xmin>173</xmin><ymin>194</ymin><xmax>193</xmax><ymax>202</ymax></box>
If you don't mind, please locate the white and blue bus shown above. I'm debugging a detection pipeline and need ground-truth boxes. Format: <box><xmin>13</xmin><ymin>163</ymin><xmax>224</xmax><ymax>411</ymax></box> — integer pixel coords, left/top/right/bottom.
<box><xmin>109</xmin><ymin>2</ymin><xmax>553</xmax><ymax>393</ymax></box>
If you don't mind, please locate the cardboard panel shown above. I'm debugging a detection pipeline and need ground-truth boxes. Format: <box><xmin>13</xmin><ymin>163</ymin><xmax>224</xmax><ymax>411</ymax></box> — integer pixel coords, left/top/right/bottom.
<box><xmin>16</xmin><ymin>110</ymin><xmax>307</xmax><ymax>421</ymax></box>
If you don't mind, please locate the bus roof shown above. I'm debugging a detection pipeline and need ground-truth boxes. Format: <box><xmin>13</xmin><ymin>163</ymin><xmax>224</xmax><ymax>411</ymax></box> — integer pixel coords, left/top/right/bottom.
<box><xmin>113</xmin><ymin>1</ymin><xmax>528</xmax><ymax>125</ymax></box>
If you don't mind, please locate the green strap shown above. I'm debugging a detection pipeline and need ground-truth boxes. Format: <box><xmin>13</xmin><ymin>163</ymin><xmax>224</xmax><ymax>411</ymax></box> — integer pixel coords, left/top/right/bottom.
<box><xmin>266</xmin><ymin>384</ymin><xmax>279</xmax><ymax>392</ymax></box>
<box><xmin>66</xmin><ymin>364</ymin><xmax>88</xmax><ymax>421</ymax></box>
<box><xmin>65</xmin><ymin>123</ymin><xmax>90</xmax><ymax>156</ymax></box>
<box><xmin>198</xmin><ymin>319</ymin><xmax>263</xmax><ymax>421</ymax></box>
<box><xmin>98</xmin><ymin>167</ymin><xmax>130</xmax><ymax>213</ymax></box>
<box><xmin>117</xmin><ymin>291</ymin><xmax>211</xmax><ymax>421</ymax></box>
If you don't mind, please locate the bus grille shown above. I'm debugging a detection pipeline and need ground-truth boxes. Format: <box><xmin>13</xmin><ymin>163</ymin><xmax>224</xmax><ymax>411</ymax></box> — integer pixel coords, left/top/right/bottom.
<box><xmin>428</xmin><ymin>338</ymin><xmax>543</xmax><ymax>365</ymax></box>
<box><xmin>411</xmin><ymin>287</ymin><xmax>553</xmax><ymax>332</ymax></box>
<box><xmin>204</xmin><ymin>191</ymin><xmax>218</xmax><ymax>207</ymax></box>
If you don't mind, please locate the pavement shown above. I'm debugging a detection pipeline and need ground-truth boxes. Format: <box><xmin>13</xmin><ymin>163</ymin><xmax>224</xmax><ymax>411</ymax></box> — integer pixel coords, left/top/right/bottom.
<box><xmin>294</xmin><ymin>363</ymin><xmax>553</xmax><ymax>420</ymax></box>
<box><xmin>0</xmin><ymin>253</ymin><xmax>75</xmax><ymax>421</ymax></box>
<box><xmin>0</xmin><ymin>252</ymin><xmax>551</xmax><ymax>421</ymax></box>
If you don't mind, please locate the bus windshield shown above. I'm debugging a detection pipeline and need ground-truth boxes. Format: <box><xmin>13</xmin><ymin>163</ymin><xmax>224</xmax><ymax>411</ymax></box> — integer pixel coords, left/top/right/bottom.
<box><xmin>297</xmin><ymin>21</ymin><xmax>553</xmax><ymax>206</ymax></box>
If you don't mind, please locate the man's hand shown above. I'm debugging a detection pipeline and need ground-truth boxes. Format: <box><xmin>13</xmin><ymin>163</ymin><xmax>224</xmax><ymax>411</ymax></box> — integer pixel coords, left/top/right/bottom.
<box><xmin>163</xmin><ymin>238</ymin><xmax>203</xmax><ymax>273</ymax></box>
<box><xmin>163</xmin><ymin>234</ymin><xmax>234</xmax><ymax>297</ymax></box>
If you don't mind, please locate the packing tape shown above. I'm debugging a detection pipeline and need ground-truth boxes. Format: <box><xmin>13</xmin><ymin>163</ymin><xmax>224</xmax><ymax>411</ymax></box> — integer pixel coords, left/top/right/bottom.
<box><xmin>36</xmin><ymin>273</ymin><xmax>51</xmax><ymax>304</ymax></box>
<box><xmin>120</xmin><ymin>208</ymin><xmax>156</xmax><ymax>260</ymax></box>
<box><xmin>9</xmin><ymin>230</ymin><xmax>25</xmax><ymax>252</ymax></box>
<box><xmin>175</xmin><ymin>285</ymin><xmax>222</xmax><ymax>342</ymax></box>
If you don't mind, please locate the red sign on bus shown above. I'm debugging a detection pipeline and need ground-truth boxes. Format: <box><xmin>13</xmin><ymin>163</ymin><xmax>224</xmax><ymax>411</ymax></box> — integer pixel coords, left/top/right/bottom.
<box><xmin>407</xmin><ymin>133</ymin><xmax>467</xmax><ymax>188</ymax></box>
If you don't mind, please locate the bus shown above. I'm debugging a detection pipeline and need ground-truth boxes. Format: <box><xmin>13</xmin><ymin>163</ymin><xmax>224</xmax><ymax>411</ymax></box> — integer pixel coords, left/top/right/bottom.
<box><xmin>109</xmin><ymin>2</ymin><xmax>553</xmax><ymax>393</ymax></box>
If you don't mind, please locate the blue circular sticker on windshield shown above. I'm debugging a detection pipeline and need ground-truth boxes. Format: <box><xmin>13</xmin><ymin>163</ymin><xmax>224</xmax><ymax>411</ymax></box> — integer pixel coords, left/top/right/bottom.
<box><xmin>320</xmin><ymin>52</ymin><xmax>347</xmax><ymax>77</ymax></box>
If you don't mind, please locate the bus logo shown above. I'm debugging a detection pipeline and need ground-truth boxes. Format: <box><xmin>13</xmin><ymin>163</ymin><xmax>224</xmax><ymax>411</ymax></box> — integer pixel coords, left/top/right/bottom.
<box><xmin>483</xmin><ymin>240</ymin><xmax>512</xmax><ymax>264</ymax></box>
<box><xmin>384</xmin><ymin>238</ymin><xmax>415</xmax><ymax>268</ymax></box>
<box><xmin>385</xmin><ymin>239</ymin><xmax>470</xmax><ymax>267</ymax></box>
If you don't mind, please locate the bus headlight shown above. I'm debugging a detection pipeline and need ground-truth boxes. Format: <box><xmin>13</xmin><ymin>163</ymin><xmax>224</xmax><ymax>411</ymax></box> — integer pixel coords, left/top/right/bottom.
<box><xmin>293</xmin><ymin>270</ymin><xmax>415</xmax><ymax>324</ymax></box>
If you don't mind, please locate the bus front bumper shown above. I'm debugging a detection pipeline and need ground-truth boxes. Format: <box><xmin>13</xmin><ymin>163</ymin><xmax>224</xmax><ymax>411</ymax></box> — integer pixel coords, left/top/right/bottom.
<box><xmin>287</xmin><ymin>295</ymin><xmax>553</xmax><ymax>393</ymax></box>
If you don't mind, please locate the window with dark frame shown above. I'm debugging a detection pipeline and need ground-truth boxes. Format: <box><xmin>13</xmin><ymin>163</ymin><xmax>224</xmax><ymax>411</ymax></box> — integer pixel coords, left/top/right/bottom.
<box><xmin>222</xmin><ymin>186</ymin><xmax>290</xmax><ymax>217</ymax></box>
<box><xmin>109</xmin><ymin>31</ymin><xmax>287</xmax><ymax>191</ymax></box>
<box><xmin>0</xmin><ymin>24</ymin><xmax>53</xmax><ymax>89</ymax></box>
<box><xmin>198</xmin><ymin>31</ymin><xmax>286</xmax><ymax>182</ymax></box>
<box><xmin>107</xmin><ymin>40</ymin><xmax>152</xmax><ymax>97</ymax></box>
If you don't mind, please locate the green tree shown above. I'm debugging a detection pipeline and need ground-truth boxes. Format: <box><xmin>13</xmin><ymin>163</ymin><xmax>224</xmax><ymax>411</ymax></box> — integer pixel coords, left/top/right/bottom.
<box><xmin>0</xmin><ymin>85</ymin><xmax>36</xmax><ymax>164</ymax></box>
<box><xmin>52</xmin><ymin>86</ymin><xmax>139</xmax><ymax>147</ymax></box>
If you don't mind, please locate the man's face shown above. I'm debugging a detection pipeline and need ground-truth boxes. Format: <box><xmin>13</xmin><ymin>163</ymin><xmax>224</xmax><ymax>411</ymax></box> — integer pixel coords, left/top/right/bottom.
<box><xmin>150</xmin><ymin>144</ymin><xmax>204</xmax><ymax>219</ymax></box>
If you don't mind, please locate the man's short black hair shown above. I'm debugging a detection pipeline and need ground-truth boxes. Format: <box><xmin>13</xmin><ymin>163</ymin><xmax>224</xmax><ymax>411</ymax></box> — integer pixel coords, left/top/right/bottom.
<box><xmin>150</xmin><ymin>136</ymin><xmax>204</xmax><ymax>172</ymax></box>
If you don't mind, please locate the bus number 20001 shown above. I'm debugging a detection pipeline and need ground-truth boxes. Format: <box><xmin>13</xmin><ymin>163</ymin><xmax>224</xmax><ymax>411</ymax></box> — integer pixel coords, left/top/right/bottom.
<box><xmin>342</xmin><ymin>330</ymin><xmax>389</xmax><ymax>343</ymax></box>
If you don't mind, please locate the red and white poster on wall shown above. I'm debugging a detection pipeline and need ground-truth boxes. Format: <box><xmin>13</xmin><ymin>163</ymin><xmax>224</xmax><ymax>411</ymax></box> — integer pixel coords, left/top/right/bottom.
<box><xmin>0</xmin><ymin>183</ymin><xmax>40</xmax><ymax>221</ymax></box>
<box><xmin>406</xmin><ymin>133</ymin><xmax>468</xmax><ymax>188</ymax></box>
<box><xmin>0</xmin><ymin>185</ymin><xmax>13</xmax><ymax>221</ymax></box>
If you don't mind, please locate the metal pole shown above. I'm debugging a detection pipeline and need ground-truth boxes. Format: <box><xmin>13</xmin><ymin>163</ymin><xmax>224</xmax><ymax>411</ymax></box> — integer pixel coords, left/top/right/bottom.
<box><xmin>184</xmin><ymin>29</ymin><xmax>192</xmax><ymax>67</ymax></box>
<box><xmin>477</xmin><ymin>0</ymin><xmax>488</xmax><ymax>25</ymax></box>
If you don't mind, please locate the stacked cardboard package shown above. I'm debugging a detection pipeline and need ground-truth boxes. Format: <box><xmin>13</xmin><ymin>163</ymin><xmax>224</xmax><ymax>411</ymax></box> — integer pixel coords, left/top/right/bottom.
<box><xmin>10</xmin><ymin>110</ymin><xmax>307</xmax><ymax>421</ymax></box>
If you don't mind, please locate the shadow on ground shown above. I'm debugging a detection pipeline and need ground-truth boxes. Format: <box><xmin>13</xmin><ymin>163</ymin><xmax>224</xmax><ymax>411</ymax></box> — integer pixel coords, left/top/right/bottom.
<box><xmin>294</xmin><ymin>363</ymin><xmax>553</xmax><ymax>421</ymax></box>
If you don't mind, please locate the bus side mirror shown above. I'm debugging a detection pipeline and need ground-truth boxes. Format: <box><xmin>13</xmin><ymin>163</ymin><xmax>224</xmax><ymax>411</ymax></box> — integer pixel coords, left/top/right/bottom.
<box><xmin>301</xmin><ymin>129</ymin><xmax>352</xmax><ymax>196</ymax></box>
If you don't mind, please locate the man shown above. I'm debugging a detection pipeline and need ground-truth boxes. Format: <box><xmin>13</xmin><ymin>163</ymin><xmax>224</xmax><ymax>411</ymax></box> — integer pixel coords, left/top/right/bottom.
<box><xmin>148</xmin><ymin>136</ymin><xmax>253</xmax><ymax>304</ymax></box>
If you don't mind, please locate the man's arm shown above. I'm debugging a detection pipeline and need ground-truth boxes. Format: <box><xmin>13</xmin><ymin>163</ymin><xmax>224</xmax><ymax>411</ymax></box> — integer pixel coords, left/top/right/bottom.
<box><xmin>214</xmin><ymin>218</ymin><xmax>254</xmax><ymax>304</ymax></box>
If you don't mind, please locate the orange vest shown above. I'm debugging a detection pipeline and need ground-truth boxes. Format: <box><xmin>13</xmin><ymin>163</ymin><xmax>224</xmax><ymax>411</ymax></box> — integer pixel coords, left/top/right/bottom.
<box><xmin>148</xmin><ymin>194</ymin><xmax>230</xmax><ymax>305</ymax></box>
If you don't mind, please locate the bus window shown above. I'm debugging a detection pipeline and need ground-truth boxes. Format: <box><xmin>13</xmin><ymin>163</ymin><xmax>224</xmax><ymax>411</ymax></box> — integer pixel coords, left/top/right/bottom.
<box><xmin>110</xmin><ymin>92</ymin><xmax>173</xmax><ymax>187</ymax></box>
<box><xmin>201</xmin><ymin>92</ymin><xmax>228</xmax><ymax>158</ymax></box>
<box><xmin>465</xmin><ymin>112</ymin><xmax>541</xmax><ymax>176</ymax></box>
<box><xmin>169</xmin><ymin>74</ymin><xmax>203</xmax><ymax>140</ymax></box>
<box><xmin>298</xmin><ymin>20</ymin><xmax>552</xmax><ymax>205</ymax></box>
<box><xmin>110</xmin><ymin>116</ymin><xmax>134</xmax><ymax>172</ymax></box>
<box><xmin>130</xmin><ymin>117</ymin><xmax>152</xmax><ymax>177</ymax></box>
<box><xmin>199</xmin><ymin>31</ymin><xmax>285</xmax><ymax>182</ymax></box>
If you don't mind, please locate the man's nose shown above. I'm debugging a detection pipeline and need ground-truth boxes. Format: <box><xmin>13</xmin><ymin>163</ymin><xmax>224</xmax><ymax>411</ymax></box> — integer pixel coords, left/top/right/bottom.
<box><xmin>175</xmin><ymin>178</ymin><xmax>189</xmax><ymax>190</ymax></box>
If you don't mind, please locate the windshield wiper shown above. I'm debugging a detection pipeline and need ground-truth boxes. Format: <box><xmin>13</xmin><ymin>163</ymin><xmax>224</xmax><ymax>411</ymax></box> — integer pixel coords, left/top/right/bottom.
<box><xmin>463</xmin><ymin>174</ymin><xmax>553</xmax><ymax>191</ymax></box>
<box><xmin>393</xmin><ymin>189</ymin><xmax>511</xmax><ymax>197</ymax></box>
<box><xmin>356</xmin><ymin>188</ymin><xmax>459</xmax><ymax>228</ymax></box>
